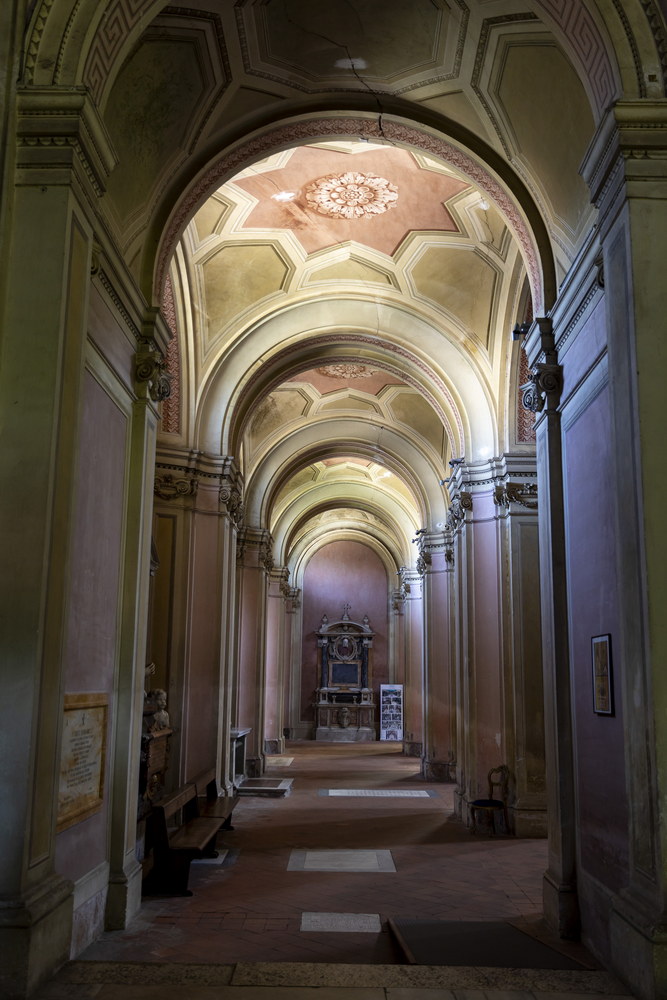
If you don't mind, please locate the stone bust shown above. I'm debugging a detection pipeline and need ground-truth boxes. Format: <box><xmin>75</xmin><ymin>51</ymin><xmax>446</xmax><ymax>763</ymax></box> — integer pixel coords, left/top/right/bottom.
<box><xmin>147</xmin><ymin>688</ymin><xmax>170</xmax><ymax>731</ymax></box>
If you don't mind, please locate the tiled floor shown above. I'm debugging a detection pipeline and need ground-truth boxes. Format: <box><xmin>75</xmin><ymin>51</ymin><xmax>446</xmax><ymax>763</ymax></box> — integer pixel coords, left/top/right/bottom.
<box><xmin>34</xmin><ymin>742</ymin><xmax>635</xmax><ymax>1000</ymax></box>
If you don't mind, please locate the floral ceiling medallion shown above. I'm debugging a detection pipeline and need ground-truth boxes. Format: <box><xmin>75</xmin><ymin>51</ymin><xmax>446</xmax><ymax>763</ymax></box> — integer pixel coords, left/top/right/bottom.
<box><xmin>316</xmin><ymin>363</ymin><xmax>379</xmax><ymax>379</ymax></box>
<box><xmin>305</xmin><ymin>171</ymin><xmax>398</xmax><ymax>220</ymax></box>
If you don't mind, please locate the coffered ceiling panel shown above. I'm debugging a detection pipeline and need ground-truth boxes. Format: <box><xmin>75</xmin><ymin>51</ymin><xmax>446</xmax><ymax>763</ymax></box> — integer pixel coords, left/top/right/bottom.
<box><xmin>236</xmin><ymin>0</ymin><xmax>463</xmax><ymax>90</ymax></box>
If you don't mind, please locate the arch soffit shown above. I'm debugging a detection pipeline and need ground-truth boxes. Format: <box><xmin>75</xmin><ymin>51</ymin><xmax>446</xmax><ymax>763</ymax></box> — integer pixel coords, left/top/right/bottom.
<box><xmin>195</xmin><ymin>300</ymin><xmax>496</xmax><ymax>461</ymax></box>
<box><xmin>245</xmin><ymin>425</ymin><xmax>442</xmax><ymax>528</ymax></box>
<box><xmin>272</xmin><ymin>487</ymin><xmax>417</xmax><ymax>566</ymax></box>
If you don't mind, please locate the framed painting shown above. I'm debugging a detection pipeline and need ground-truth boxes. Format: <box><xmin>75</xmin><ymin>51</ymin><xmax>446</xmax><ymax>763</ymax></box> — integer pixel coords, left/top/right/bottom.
<box><xmin>591</xmin><ymin>634</ymin><xmax>614</xmax><ymax>716</ymax></box>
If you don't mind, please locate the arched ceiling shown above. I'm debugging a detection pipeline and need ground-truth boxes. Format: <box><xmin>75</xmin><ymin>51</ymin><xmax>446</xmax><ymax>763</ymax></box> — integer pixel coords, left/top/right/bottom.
<box><xmin>42</xmin><ymin>0</ymin><xmax>656</xmax><ymax>576</ymax></box>
<box><xmin>167</xmin><ymin>136</ymin><xmax>528</xmax><ymax>571</ymax></box>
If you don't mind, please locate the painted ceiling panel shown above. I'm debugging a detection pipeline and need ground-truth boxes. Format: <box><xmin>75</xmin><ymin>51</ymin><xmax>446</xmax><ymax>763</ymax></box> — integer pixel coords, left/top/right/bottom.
<box><xmin>248</xmin><ymin>389</ymin><xmax>310</xmax><ymax>450</ymax></box>
<box><xmin>410</xmin><ymin>245</ymin><xmax>497</xmax><ymax>343</ymax></box>
<box><xmin>202</xmin><ymin>243</ymin><xmax>289</xmax><ymax>345</ymax></box>
<box><xmin>232</xmin><ymin>145</ymin><xmax>468</xmax><ymax>256</ymax></box>
<box><xmin>304</xmin><ymin>258</ymin><xmax>394</xmax><ymax>286</ymax></box>
<box><xmin>389</xmin><ymin>391</ymin><xmax>446</xmax><ymax>457</ymax></box>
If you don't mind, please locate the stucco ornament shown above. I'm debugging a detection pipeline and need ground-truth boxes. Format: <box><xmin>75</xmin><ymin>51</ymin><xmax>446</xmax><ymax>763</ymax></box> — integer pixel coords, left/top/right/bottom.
<box><xmin>316</xmin><ymin>363</ymin><xmax>379</xmax><ymax>379</ymax></box>
<box><xmin>305</xmin><ymin>171</ymin><xmax>398</xmax><ymax>219</ymax></box>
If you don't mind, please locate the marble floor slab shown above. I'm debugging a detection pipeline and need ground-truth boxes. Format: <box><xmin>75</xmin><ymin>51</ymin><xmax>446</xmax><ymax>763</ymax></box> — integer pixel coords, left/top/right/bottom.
<box><xmin>300</xmin><ymin>912</ymin><xmax>382</xmax><ymax>932</ymax></box>
<box><xmin>320</xmin><ymin>789</ymin><xmax>434</xmax><ymax>798</ymax></box>
<box><xmin>288</xmin><ymin>848</ymin><xmax>397</xmax><ymax>872</ymax></box>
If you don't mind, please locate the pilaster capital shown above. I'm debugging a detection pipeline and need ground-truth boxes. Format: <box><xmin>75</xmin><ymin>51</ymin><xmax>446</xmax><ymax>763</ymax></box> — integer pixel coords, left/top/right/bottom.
<box><xmin>16</xmin><ymin>87</ymin><xmax>117</xmax><ymax>196</ymax></box>
<box><xmin>153</xmin><ymin>471</ymin><xmax>197</xmax><ymax>502</ymax></box>
<box><xmin>135</xmin><ymin>338</ymin><xmax>171</xmax><ymax>403</ymax></box>
<box><xmin>218</xmin><ymin>461</ymin><xmax>245</xmax><ymax>528</ymax></box>
<box><xmin>521</xmin><ymin>317</ymin><xmax>562</xmax><ymax>413</ymax></box>
<box><xmin>237</xmin><ymin>526</ymin><xmax>273</xmax><ymax>571</ymax></box>
<box><xmin>446</xmin><ymin>491</ymin><xmax>472</xmax><ymax>531</ymax></box>
<box><xmin>493</xmin><ymin>480</ymin><xmax>538</xmax><ymax>511</ymax></box>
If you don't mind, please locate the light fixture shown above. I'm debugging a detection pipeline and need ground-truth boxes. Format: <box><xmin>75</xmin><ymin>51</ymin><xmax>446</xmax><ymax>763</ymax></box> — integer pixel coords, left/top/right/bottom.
<box><xmin>479</xmin><ymin>198</ymin><xmax>490</xmax><ymax>211</ymax></box>
<box><xmin>271</xmin><ymin>191</ymin><xmax>296</xmax><ymax>202</ymax></box>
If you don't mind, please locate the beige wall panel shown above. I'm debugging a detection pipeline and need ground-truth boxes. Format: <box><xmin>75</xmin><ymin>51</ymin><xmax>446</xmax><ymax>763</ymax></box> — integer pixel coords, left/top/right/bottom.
<box><xmin>193</xmin><ymin>198</ymin><xmax>230</xmax><ymax>242</ymax></box>
<box><xmin>411</xmin><ymin>246</ymin><xmax>496</xmax><ymax>343</ymax></box>
<box><xmin>496</xmin><ymin>43</ymin><xmax>593</xmax><ymax>232</ymax></box>
<box><xmin>105</xmin><ymin>38</ymin><xmax>206</xmax><ymax>220</ymax></box>
<box><xmin>420</xmin><ymin>90</ymin><xmax>494</xmax><ymax>144</ymax></box>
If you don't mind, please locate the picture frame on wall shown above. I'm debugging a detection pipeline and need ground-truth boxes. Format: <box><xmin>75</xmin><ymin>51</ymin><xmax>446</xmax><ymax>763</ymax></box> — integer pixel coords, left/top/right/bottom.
<box><xmin>591</xmin><ymin>634</ymin><xmax>614</xmax><ymax>716</ymax></box>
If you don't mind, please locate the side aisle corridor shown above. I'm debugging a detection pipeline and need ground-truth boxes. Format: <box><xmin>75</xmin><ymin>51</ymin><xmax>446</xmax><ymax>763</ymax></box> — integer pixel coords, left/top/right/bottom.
<box><xmin>36</xmin><ymin>744</ymin><xmax>633</xmax><ymax>999</ymax></box>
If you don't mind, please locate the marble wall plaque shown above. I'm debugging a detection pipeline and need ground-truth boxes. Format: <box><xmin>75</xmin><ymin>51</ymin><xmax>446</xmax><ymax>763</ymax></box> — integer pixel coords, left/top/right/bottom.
<box><xmin>57</xmin><ymin>693</ymin><xmax>108</xmax><ymax>832</ymax></box>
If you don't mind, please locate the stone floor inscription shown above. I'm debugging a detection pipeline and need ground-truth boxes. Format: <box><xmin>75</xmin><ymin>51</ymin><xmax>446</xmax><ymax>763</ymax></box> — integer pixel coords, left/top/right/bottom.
<box><xmin>57</xmin><ymin>693</ymin><xmax>108</xmax><ymax>831</ymax></box>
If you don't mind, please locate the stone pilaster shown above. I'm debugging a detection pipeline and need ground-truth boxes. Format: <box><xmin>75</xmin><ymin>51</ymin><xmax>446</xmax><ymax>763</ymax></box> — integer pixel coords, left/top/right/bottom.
<box><xmin>523</xmin><ymin>316</ymin><xmax>578</xmax><ymax>936</ymax></box>
<box><xmin>395</xmin><ymin>568</ymin><xmax>423</xmax><ymax>757</ymax></box>
<box><xmin>236</xmin><ymin>526</ymin><xmax>273</xmax><ymax>776</ymax></box>
<box><xmin>264</xmin><ymin>567</ymin><xmax>290</xmax><ymax>756</ymax></box>
<box><xmin>493</xmin><ymin>458</ymin><xmax>546</xmax><ymax>838</ymax></box>
<box><xmin>419</xmin><ymin>532</ymin><xmax>455</xmax><ymax>781</ymax></box>
<box><xmin>581</xmin><ymin>102</ymin><xmax>667</xmax><ymax>999</ymax></box>
<box><xmin>0</xmin><ymin>87</ymin><xmax>116</xmax><ymax>996</ymax></box>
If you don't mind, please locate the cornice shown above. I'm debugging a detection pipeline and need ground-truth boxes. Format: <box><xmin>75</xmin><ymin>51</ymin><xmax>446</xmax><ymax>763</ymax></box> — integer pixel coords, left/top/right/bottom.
<box><xmin>15</xmin><ymin>88</ymin><xmax>118</xmax><ymax>196</ymax></box>
<box><xmin>581</xmin><ymin>101</ymin><xmax>667</xmax><ymax>210</ymax></box>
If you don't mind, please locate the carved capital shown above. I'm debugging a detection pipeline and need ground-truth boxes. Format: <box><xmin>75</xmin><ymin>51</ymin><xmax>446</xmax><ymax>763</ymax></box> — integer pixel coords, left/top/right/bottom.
<box><xmin>446</xmin><ymin>490</ymin><xmax>472</xmax><ymax>530</ymax></box>
<box><xmin>219</xmin><ymin>478</ymin><xmax>245</xmax><ymax>528</ymax></box>
<box><xmin>416</xmin><ymin>551</ymin><xmax>432</xmax><ymax>576</ymax></box>
<box><xmin>520</xmin><ymin>362</ymin><xmax>562</xmax><ymax>413</ymax></box>
<box><xmin>154</xmin><ymin>473</ymin><xmax>197</xmax><ymax>501</ymax></box>
<box><xmin>494</xmin><ymin>481</ymin><xmax>538</xmax><ymax>510</ymax></box>
<box><xmin>136</xmin><ymin>340</ymin><xmax>171</xmax><ymax>402</ymax></box>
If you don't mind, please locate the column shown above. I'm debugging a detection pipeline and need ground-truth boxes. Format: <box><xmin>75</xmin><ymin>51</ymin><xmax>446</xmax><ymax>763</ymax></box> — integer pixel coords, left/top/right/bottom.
<box><xmin>0</xmin><ymin>90</ymin><xmax>115</xmax><ymax>994</ymax></box>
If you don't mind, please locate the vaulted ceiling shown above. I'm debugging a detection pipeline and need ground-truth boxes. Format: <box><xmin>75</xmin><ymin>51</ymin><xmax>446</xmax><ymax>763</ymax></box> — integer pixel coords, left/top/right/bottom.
<box><xmin>89</xmin><ymin>0</ymin><xmax>629</xmax><ymax>575</ymax></box>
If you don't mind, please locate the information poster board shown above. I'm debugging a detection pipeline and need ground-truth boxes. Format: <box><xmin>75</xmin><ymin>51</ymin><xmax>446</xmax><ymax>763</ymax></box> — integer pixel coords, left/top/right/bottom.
<box><xmin>57</xmin><ymin>692</ymin><xmax>108</xmax><ymax>832</ymax></box>
<box><xmin>379</xmin><ymin>684</ymin><xmax>403</xmax><ymax>741</ymax></box>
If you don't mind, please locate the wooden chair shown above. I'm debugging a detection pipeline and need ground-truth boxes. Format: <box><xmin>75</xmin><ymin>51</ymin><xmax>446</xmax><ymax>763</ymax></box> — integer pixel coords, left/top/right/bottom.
<box><xmin>469</xmin><ymin>765</ymin><xmax>511</xmax><ymax>835</ymax></box>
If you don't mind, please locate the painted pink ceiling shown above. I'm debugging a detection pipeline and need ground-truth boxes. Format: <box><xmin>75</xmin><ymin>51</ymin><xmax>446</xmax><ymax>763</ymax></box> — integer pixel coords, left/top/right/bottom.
<box><xmin>234</xmin><ymin>145</ymin><xmax>469</xmax><ymax>256</ymax></box>
<box><xmin>291</xmin><ymin>366</ymin><xmax>406</xmax><ymax>396</ymax></box>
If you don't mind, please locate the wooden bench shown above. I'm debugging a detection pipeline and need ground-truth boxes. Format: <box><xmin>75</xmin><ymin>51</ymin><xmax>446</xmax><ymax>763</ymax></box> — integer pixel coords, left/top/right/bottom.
<box><xmin>189</xmin><ymin>767</ymin><xmax>239</xmax><ymax>830</ymax></box>
<box><xmin>143</xmin><ymin>782</ymin><xmax>224</xmax><ymax>896</ymax></box>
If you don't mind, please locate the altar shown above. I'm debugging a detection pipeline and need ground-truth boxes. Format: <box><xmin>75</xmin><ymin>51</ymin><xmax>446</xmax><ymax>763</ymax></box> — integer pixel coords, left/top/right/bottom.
<box><xmin>314</xmin><ymin>608</ymin><xmax>376</xmax><ymax>742</ymax></box>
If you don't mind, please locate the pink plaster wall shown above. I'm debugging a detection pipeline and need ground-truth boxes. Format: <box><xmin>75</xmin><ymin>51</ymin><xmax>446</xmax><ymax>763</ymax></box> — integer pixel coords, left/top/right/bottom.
<box><xmin>301</xmin><ymin>540</ymin><xmax>389</xmax><ymax>723</ymax></box>
<box><xmin>56</xmin><ymin>371</ymin><xmax>127</xmax><ymax>881</ymax></box>
<box><xmin>182</xmin><ymin>513</ymin><xmax>222</xmax><ymax>776</ymax></box>
<box><xmin>563</xmin><ymin>380</ymin><xmax>629</xmax><ymax>890</ymax></box>
<box><xmin>471</xmin><ymin>493</ymin><xmax>504</xmax><ymax>785</ymax></box>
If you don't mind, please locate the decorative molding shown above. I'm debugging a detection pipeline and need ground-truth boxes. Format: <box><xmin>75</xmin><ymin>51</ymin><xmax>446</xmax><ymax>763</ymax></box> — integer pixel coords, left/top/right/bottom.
<box><xmin>83</xmin><ymin>0</ymin><xmax>154</xmax><ymax>103</ymax></box>
<box><xmin>23</xmin><ymin>0</ymin><xmax>58</xmax><ymax>83</ymax></box>
<box><xmin>494</xmin><ymin>481</ymin><xmax>538</xmax><ymax>510</ymax></box>
<box><xmin>97</xmin><ymin>269</ymin><xmax>141</xmax><ymax>340</ymax></box>
<box><xmin>160</xmin><ymin>275</ymin><xmax>181</xmax><ymax>434</ymax></box>
<box><xmin>153</xmin><ymin>472</ymin><xmax>197</xmax><ymax>501</ymax></box>
<box><xmin>517</xmin><ymin>348</ymin><xmax>537</xmax><ymax>444</ymax></box>
<box><xmin>16</xmin><ymin>90</ymin><xmax>117</xmax><ymax>197</ymax></box>
<box><xmin>305</xmin><ymin>172</ymin><xmax>398</xmax><ymax>220</ymax></box>
<box><xmin>135</xmin><ymin>339</ymin><xmax>171</xmax><ymax>402</ymax></box>
<box><xmin>416</xmin><ymin>551</ymin><xmax>431</xmax><ymax>577</ymax></box>
<box><xmin>639</xmin><ymin>0</ymin><xmax>667</xmax><ymax>92</ymax></box>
